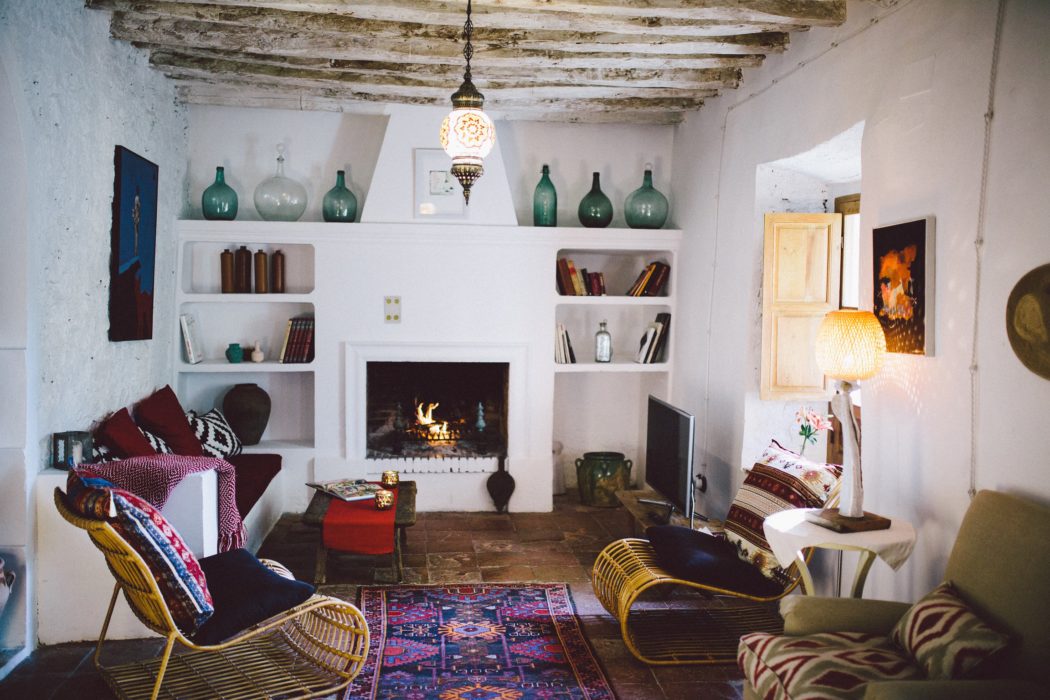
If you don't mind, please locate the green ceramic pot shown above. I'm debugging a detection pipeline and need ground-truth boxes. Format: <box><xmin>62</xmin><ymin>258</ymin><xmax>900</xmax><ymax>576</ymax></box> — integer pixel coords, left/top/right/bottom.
<box><xmin>575</xmin><ymin>452</ymin><xmax>633</xmax><ymax>507</ymax></box>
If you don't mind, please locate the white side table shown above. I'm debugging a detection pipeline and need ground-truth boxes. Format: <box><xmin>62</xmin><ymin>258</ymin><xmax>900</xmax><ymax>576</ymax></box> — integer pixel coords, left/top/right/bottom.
<box><xmin>764</xmin><ymin>509</ymin><xmax>917</xmax><ymax>597</ymax></box>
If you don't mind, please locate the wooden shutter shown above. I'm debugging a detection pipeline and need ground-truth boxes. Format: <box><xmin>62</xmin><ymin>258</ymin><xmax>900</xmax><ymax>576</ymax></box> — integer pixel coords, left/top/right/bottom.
<box><xmin>760</xmin><ymin>213</ymin><xmax>842</xmax><ymax>400</ymax></box>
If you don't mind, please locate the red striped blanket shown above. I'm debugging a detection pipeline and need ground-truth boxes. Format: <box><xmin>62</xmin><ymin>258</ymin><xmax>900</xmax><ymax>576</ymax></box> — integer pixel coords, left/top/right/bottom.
<box><xmin>83</xmin><ymin>454</ymin><xmax>246</xmax><ymax>552</ymax></box>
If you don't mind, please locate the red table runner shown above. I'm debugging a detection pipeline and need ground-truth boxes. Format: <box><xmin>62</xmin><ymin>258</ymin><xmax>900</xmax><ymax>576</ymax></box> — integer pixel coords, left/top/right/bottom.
<box><xmin>322</xmin><ymin>485</ymin><xmax>398</xmax><ymax>555</ymax></box>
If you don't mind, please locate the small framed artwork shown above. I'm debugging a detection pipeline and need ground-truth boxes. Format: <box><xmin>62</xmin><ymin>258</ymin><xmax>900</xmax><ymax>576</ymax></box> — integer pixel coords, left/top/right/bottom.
<box><xmin>413</xmin><ymin>148</ymin><xmax>464</xmax><ymax>220</ymax></box>
<box><xmin>52</xmin><ymin>431</ymin><xmax>93</xmax><ymax>469</ymax></box>
<box><xmin>873</xmin><ymin>216</ymin><xmax>935</xmax><ymax>355</ymax></box>
<box><xmin>109</xmin><ymin>145</ymin><xmax>159</xmax><ymax>341</ymax></box>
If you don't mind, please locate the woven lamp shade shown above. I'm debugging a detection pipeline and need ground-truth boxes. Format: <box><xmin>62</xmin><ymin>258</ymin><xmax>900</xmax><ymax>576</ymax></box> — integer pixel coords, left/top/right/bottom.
<box><xmin>815</xmin><ymin>309</ymin><xmax>887</xmax><ymax>381</ymax></box>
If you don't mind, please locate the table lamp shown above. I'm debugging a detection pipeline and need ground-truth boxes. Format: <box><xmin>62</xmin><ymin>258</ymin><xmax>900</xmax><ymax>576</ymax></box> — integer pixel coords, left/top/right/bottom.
<box><xmin>809</xmin><ymin>308</ymin><xmax>890</xmax><ymax>532</ymax></box>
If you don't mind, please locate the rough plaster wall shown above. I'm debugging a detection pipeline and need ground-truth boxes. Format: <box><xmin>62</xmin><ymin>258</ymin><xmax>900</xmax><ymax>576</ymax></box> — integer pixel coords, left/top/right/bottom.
<box><xmin>0</xmin><ymin>0</ymin><xmax>188</xmax><ymax>461</ymax></box>
<box><xmin>671</xmin><ymin>0</ymin><xmax>1049</xmax><ymax>603</ymax></box>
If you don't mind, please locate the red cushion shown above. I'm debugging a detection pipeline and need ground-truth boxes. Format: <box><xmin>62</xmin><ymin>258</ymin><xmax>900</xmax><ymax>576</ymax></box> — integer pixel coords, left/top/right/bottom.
<box><xmin>95</xmin><ymin>407</ymin><xmax>155</xmax><ymax>458</ymax></box>
<box><xmin>135</xmin><ymin>385</ymin><xmax>204</xmax><ymax>456</ymax></box>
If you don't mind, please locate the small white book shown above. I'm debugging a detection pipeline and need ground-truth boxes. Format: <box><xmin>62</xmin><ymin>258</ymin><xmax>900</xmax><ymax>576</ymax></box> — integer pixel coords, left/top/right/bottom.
<box><xmin>180</xmin><ymin>313</ymin><xmax>204</xmax><ymax>364</ymax></box>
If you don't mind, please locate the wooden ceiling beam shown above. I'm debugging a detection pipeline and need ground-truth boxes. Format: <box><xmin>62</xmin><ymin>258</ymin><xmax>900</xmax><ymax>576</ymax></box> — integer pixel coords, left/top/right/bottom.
<box><xmin>91</xmin><ymin>0</ymin><xmax>844</xmax><ymax>27</ymax></box>
<box><xmin>148</xmin><ymin>49</ymin><xmax>742</xmax><ymax>91</ymax></box>
<box><xmin>106</xmin><ymin>9</ymin><xmax>789</xmax><ymax>57</ymax></box>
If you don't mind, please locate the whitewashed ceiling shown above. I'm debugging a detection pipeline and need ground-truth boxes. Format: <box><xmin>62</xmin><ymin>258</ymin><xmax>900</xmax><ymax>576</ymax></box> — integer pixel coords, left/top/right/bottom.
<box><xmin>88</xmin><ymin>0</ymin><xmax>847</xmax><ymax>124</ymax></box>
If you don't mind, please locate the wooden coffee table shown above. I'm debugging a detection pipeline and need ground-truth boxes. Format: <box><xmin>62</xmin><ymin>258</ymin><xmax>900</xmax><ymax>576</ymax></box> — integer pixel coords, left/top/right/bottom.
<box><xmin>303</xmin><ymin>480</ymin><xmax>417</xmax><ymax>584</ymax></box>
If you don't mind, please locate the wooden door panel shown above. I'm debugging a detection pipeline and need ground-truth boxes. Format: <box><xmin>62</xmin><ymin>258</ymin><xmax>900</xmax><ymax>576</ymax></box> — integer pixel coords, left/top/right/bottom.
<box><xmin>774</xmin><ymin>224</ymin><xmax>832</xmax><ymax>302</ymax></box>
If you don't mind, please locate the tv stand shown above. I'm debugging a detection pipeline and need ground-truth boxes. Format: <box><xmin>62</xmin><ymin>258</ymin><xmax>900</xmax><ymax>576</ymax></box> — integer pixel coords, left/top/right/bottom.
<box><xmin>615</xmin><ymin>488</ymin><xmax>722</xmax><ymax>536</ymax></box>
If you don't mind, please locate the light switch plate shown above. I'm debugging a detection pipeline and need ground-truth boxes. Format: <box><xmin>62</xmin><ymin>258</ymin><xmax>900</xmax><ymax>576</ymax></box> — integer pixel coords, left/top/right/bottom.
<box><xmin>384</xmin><ymin>296</ymin><xmax>401</xmax><ymax>323</ymax></box>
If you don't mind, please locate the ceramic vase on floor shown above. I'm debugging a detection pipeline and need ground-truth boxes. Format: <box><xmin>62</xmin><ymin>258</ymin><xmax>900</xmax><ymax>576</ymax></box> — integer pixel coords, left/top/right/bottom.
<box><xmin>222</xmin><ymin>383</ymin><xmax>271</xmax><ymax>445</ymax></box>
<box><xmin>202</xmin><ymin>166</ymin><xmax>238</xmax><ymax>220</ymax></box>
<box><xmin>578</xmin><ymin>172</ymin><xmax>613</xmax><ymax>228</ymax></box>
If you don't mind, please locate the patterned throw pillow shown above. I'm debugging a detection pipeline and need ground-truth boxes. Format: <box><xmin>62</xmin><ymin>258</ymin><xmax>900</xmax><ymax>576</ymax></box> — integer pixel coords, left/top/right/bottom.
<box><xmin>91</xmin><ymin>443</ymin><xmax>123</xmax><ymax>464</ymax></box>
<box><xmin>62</xmin><ymin>471</ymin><xmax>215</xmax><ymax>633</ymax></box>
<box><xmin>724</xmin><ymin>441</ymin><xmax>842</xmax><ymax>583</ymax></box>
<box><xmin>892</xmin><ymin>581</ymin><xmax>1011</xmax><ymax>680</ymax></box>
<box><xmin>138</xmin><ymin>427</ymin><xmax>173</xmax><ymax>455</ymax></box>
<box><xmin>110</xmin><ymin>490</ymin><xmax>215</xmax><ymax>634</ymax></box>
<box><xmin>186</xmin><ymin>410</ymin><xmax>243</xmax><ymax>459</ymax></box>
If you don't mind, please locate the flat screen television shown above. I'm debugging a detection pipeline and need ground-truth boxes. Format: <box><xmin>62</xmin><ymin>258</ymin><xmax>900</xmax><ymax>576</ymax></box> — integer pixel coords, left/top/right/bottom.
<box><xmin>644</xmin><ymin>395</ymin><xmax>696</xmax><ymax>520</ymax></box>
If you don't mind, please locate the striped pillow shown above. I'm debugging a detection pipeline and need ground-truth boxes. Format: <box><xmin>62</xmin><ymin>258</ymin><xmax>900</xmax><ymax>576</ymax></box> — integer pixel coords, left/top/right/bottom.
<box><xmin>724</xmin><ymin>441</ymin><xmax>842</xmax><ymax>583</ymax></box>
<box><xmin>110</xmin><ymin>490</ymin><xmax>214</xmax><ymax>634</ymax></box>
<box><xmin>892</xmin><ymin>581</ymin><xmax>1011</xmax><ymax>680</ymax></box>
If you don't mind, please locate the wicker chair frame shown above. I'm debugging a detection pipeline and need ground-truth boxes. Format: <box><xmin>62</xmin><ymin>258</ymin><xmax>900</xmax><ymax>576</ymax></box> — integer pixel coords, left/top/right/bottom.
<box><xmin>592</xmin><ymin>486</ymin><xmax>839</xmax><ymax>666</ymax></box>
<box><xmin>54</xmin><ymin>489</ymin><xmax>369</xmax><ymax>700</ymax></box>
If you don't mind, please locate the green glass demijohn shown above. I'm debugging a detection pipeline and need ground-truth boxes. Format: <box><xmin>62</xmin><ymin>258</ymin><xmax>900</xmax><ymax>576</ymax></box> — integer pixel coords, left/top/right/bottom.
<box><xmin>624</xmin><ymin>163</ymin><xmax>669</xmax><ymax>229</ymax></box>
<box><xmin>533</xmin><ymin>164</ymin><xmax>557</xmax><ymax>227</ymax></box>
<box><xmin>322</xmin><ymin>170</ymin><xmax>358</xmax><ymax>222</ymax></box>
<box><xmin>201</xmin><ymin>166</ymin><xmax>238</xmax><ymax>220</ymax></box>
<box><xmin>578</xmin><ymin>172</ymin><xmax>613</xmax><ymax>228</ymax></box>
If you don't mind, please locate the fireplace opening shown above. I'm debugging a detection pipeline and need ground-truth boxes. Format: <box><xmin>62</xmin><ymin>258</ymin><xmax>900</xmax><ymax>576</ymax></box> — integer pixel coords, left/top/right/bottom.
<box><xmin>366</xmin><ymin>361</ymin><xmax>508</xmax><ymax>459</ymax></box>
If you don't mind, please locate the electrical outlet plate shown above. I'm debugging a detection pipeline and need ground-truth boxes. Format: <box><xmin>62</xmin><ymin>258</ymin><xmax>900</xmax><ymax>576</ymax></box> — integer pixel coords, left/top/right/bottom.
<box><xmin>384</xmin><ymin>296</ymin><xmax>401</xmax><ymax>323</ymax></box>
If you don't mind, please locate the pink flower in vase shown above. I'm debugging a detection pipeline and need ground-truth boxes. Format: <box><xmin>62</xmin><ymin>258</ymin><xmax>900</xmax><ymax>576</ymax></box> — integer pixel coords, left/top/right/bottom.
<box><xmin>796</xmin><ymin>407</ymin><xmax>834</xmax><ymax>456</ymax></box>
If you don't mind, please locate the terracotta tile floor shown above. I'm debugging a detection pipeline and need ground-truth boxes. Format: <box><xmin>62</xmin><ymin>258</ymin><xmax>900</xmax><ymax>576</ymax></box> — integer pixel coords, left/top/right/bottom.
<box><xmin>0</xmin><ymin>493</ymin><xmax>745</xmax><ymax>699</ymax></box>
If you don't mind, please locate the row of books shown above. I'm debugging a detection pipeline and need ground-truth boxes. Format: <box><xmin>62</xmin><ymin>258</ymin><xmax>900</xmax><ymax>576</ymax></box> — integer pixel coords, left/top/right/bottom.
<box><xmin>635</xmin><ymin>312</ymin><xmax>672</xmax><ymax>364</ymax></box>
<box><xmin>279</xmin><ymin>315</ymin><xmax>315</xmax><ymax>363</ymax></box>
<box><xmin>627</xmin><ymin>262</ymin><xmax>671</xmax><ymax>297</ymax></box>
<box><xmin>556</xmin><ymin>258</ymin><xmax>607</xmax><ymax>296</ymax></box>
<box><xmin>555</xmin><ymin>323</ymin><xmax>577</xmax><ymax>364</ymax></box>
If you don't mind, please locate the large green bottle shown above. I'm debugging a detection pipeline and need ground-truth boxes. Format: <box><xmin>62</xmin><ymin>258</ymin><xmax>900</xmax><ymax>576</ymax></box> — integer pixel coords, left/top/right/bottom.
<box><xmin>322</xmin><ymin>170</ymin><xmax>358</xmax><ymax>222</ymax></box>
<box><xmin>624</xmin><ymin>164</ymin><xmax>668</xmax><ymax>229</ymax></box>
<box><xmin>533</xmin><ymin>164</ymin><xmax>557</xmax><ymax>226</ymax></box>
<box><xmin>201</xmin><ymin>166</ymin><xmax>238</xmax><ymax>220</ymax></box>
<box><xmin>578</xmin><ymin>172</ymin><xmax>613</xmax><ymax>228</ymax></box>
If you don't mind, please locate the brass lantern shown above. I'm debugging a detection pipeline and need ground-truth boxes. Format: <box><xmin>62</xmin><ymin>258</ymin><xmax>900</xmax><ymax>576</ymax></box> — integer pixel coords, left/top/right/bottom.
<box><xmin>439</xmin><ymin>0</ymin><xmax>495</xmax><ymax>205</ymax></box>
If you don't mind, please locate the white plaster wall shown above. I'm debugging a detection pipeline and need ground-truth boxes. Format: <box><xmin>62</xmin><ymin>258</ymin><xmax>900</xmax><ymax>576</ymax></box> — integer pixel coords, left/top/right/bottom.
<box><xmin>671</xmin><ymin>0</ymin><xmax>1050</xmax><ymax>603</ymax></box>
<box><xmin>0</xmin><ymin>0</ymin><xmax>187</xmax><ymax>650</ymax></box>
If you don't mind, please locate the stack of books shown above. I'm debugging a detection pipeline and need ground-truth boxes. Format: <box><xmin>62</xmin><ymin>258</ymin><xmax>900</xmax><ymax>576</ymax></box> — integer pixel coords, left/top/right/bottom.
<box><xmin>556</xmin><ymin>258</ymin><xmax>607</xmax><ymax>296</ymax></box>
<box><xmin>635</xmin><ymin>312</ymin><xmax>671</xmax><ymax>364</ymax></box>
<box><xmin>626</xmin><ymin>262</ymin><xmax>671</xmax><ymax>297</ymax></box>
<box><xmin>555</xmin><ymin>323</ymin><xmax>577</xmax><ymax>364</ymax></box>
<box><xmin>279</xmin><ymin>314</ymin><xmax>315</xmax><ymax>363</ymax></box>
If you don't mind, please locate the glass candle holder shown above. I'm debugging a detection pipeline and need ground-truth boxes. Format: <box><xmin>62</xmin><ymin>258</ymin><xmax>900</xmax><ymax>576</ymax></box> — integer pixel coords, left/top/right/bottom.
<box><xmin>375</xmin><ymin>489</ymin><xmax>394</xmax><ymax>510</ymax></box>
<box><xmin>381</xmin><ymin>470</ymin><xmax>400</xmax><ymax>489</ymax></box>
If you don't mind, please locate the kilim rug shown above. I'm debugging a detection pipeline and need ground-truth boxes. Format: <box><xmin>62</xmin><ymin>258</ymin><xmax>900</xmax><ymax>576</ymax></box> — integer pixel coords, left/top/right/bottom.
<box><xmin>345</xmin><ymin>583</ymin><xmax>615</xmax><ymax>700</ymax></box>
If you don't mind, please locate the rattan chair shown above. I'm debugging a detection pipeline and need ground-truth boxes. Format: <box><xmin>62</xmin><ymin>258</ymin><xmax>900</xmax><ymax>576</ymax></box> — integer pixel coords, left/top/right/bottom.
<box><xmin>54</xmin><ymin>488</ymin><xmax>369</xmax><ymax>700</ymax></box>
<box><xmin>592</xmin><ymin>486</ymin><xmax>839</xmax><ymax>666</ymax></box>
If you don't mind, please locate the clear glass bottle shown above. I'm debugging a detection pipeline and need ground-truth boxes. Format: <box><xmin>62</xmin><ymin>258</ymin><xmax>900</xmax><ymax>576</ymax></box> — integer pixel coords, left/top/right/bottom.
<box><xmin>595</xmin><ymin>320</ymin><xmax>612</xmax><ymax>363</ymax></box>
<box><xmin>253</xmin><ymin>144</ymin><xmax>308</xmax><ymax>222</ymax></box>
<box><xmin>533</xmin><ymin>164</ymin><xmax>557</xmax><ymax>226</ymax></box>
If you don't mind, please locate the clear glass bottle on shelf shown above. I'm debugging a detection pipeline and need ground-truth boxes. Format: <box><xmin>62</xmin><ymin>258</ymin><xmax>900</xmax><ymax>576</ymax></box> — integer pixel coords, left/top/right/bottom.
<box><xmin>254</xmin><ymin>144</ymin><xmax>308</xmax><ymax>222</ymax></box>
<box><xmin>595</xmin><ymin>320</ymin><xmax>612</xmax><ymax>363</ymax></box>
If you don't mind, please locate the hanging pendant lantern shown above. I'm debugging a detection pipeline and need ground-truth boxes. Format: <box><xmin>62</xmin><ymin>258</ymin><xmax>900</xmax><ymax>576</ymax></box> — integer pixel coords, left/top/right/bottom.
<box><xmin>439</xmin><ymin>0</ymin><xmax>495</xmax><ymax>206</ymax></box>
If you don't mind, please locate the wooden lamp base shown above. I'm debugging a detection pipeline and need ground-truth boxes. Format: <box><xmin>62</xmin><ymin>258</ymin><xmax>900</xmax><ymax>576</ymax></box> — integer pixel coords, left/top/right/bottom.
<box><xmin>806</xmin><ymin>508</ymin><xmax>891</xmax><ymax>533</ymax></box>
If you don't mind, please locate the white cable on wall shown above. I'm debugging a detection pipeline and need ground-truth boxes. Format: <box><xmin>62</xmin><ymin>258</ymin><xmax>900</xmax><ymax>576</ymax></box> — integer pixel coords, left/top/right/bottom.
<box><xmin>969</xmin><ymin>0</ymin><xmax>1007</xmax><ymax>500</ymax></box>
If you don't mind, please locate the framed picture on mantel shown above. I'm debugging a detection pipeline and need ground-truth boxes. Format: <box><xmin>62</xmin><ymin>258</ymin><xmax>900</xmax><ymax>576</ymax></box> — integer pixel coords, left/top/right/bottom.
<box><xmin>873</xmin><ymin>216</ymin><xmax>935</xmax><ymax>355</ymax></box>
<box><xmin>108</xmin><ymin>145</ymin><xmax>158</xmax><ymax>341</ymax></box>
<box><xmin>413</xmin><ymin>148</ymin><xmax>464</xmax><ymax>220</ymax></box>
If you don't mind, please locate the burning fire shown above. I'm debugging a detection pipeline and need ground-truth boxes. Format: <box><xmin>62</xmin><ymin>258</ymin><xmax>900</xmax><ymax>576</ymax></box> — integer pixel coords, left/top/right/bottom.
<box><xmin>416</xmin><ymin>402</ymin><xmax>451</xmax><ymax>440</ymax></box>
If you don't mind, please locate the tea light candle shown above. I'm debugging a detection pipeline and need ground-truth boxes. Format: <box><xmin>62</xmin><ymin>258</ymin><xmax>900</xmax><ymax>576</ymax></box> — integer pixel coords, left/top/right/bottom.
<box><xmin>381</xmin><ymin>470</ymin><xmax>400</xmax><ymax>488</ymax></box>
<box><xmin>375</xmin><ymin>489</ymin><xmax>394</xmax><ymax>510</ymax></box>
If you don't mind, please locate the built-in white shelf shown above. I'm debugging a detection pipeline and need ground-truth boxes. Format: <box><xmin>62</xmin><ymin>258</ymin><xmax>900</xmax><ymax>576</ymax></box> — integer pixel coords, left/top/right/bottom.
<box><xmin>181</xmin><ymin>293</ymin><xmax>314</xmax><ymax>304</ymax></box>
<box><xmin>555</xmin><ymin>295</ymin><xmax>673</xmax><ymax>306</ymax></box>
<box><xmin>554</xmin><ymin>361</ymin><xmax>671</xmax><ymax>374</ymax></box>
<box><xmin>177</xmin><ymin>361</ymin><xmax>314</xmax><ymax>373</ymax></box>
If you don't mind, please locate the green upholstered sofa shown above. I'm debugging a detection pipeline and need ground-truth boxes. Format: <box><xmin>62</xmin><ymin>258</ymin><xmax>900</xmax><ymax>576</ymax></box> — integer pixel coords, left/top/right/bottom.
<box><xmin>742</xmin><ymin>490</ymin><xmax>1050</xmax><ymax>700</ymax></box>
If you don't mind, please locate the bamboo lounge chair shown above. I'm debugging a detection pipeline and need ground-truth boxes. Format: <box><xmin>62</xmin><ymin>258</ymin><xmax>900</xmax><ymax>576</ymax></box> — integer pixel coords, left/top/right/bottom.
<box><xmin>53</xmin><ymin>488</ymin><xmax>369</xmax><ymax>700</ymax></box>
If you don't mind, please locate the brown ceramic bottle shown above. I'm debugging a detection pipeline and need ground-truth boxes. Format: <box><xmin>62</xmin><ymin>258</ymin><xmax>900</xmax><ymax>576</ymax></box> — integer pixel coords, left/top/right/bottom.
<box><xmin>271</xmin><ymin>249</ymin><xmax>285</xmax><ymax>293</ymax></box>
<box><xmin>234</xmin><ymin>246</ymin><xmax>252</xmax><ymax>293</ymax></box>
<box><xmin>219</xmin><ymin>248</ymin><xmax>234</xmax><ymax>293</ymax></box>
<box><xmin>254</xmin><ymin>249</ymin><xmax>268</xmax><ymax>293</ymax></box>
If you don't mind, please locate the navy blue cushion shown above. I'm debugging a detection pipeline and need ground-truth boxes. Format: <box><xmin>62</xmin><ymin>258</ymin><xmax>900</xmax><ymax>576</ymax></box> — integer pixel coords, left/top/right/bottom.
<box><xmin>646</xmin><ymin>525</ymin><xmax>785</xmax><ymax>598</ymax></box>
<box><xmin>194</xmin><ymin>548</ymin><xmax>315</xmax><ymax>645</ymax></box>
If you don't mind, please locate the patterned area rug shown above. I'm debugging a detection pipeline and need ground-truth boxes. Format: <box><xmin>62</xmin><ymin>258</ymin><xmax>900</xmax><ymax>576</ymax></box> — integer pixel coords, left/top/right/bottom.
<box><xmin>345</xmin><ymin>583</ymin><xmax>614</xmax><ymax>700</ymax></box>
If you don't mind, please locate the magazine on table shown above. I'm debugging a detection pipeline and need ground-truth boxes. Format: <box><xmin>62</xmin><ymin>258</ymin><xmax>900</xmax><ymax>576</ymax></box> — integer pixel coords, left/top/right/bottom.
<box><xmin>306</xmin><ymin>479</ymin><xmax>384</xmax><ymax>502</ymax></box>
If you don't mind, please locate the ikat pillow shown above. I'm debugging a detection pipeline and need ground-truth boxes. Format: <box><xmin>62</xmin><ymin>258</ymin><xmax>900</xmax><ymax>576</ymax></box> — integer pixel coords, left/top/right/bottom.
<box><xmin>186</xmin><ymin>409</ymin><xmax>243</xmax><ymax>460</ymax></box>
<box><xmin>724</xmin><ymin>441</ymin><xmax>842</xmax><ymax>584</ymax></box>
<box><xmin>892</xmin><ymin>581</ymin><xmax>1011</xmax><ymax>680</ymax></box>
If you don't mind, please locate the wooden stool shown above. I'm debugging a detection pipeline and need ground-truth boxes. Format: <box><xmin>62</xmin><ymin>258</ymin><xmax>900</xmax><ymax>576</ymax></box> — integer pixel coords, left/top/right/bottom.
<box><xmin>303</xmin><ymin>481</ymin><xmax>417</xmax><ymax>584</ymax></box>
